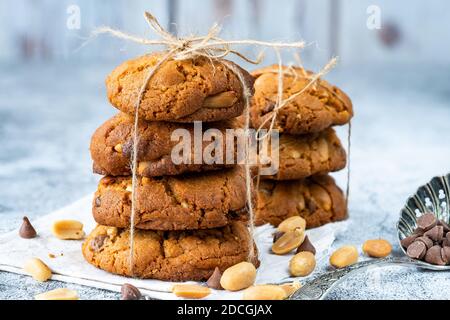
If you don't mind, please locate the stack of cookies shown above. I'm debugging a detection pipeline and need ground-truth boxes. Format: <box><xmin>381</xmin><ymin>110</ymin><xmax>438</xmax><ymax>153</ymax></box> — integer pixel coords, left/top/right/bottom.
<box><xmin>250</xmin><ymin>66</ymin><xmax>353</xmax><ymax>228</ymax></box>
<box><xmin>82</xmin><ymin>53</ymin><xmax>259</xmax><ymax>281</ymax></box>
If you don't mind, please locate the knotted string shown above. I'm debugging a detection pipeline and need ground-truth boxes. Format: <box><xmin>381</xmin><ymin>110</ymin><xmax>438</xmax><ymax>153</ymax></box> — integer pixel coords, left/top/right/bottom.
<box><xmin>91</xmin><ymin>12</ymin><xmax>342</xmax><ymax>273</ymax></box>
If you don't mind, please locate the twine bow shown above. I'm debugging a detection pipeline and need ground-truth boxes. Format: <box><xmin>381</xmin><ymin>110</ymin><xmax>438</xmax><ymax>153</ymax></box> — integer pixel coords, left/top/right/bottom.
<box><xmin>92</xmin><ymin>12</ymin><xmax>341</xmax><ymax>272</ymax></box>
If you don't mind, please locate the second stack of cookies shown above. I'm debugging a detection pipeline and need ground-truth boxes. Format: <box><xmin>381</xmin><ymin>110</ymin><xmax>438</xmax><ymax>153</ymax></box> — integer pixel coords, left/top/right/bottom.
<box><xmin>82</xmin><ymin>53</ymin><xmax>259</xmax><ymax>281</ymax></box>
<box><xmin>250</xmin><ymin>65</ymin><xmax>353</xmax><ymax>228</ymax></box>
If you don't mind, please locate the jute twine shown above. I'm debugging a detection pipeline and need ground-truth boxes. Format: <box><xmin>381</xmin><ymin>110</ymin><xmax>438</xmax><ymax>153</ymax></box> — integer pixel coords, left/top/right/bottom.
<box><xmin>92</xmin><ymin>12</ymin><xmax>344</xmax><ymax>274</ymax></box>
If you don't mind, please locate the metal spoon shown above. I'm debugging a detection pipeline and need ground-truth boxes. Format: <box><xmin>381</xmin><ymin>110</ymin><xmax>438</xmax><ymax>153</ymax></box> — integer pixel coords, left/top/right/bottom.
<box><xmin>290</xmin><ymin>173</ymin><xmax>450</xmax><ymax>300</ymax></box>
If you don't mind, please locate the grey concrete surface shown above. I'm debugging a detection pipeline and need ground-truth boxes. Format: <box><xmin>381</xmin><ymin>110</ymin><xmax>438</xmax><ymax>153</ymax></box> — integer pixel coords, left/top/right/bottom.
<box><xmin>1</xmin><ymin>62</ymin><xmax>450</xmax><ymax>299</ymax></box>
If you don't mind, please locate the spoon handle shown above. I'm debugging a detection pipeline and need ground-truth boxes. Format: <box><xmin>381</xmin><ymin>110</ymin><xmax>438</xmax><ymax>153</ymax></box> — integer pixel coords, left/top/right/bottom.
<box><xmin>289</xmin><ymin>256</ymin><xmax>416</xmax><ymax>300</ymax></box>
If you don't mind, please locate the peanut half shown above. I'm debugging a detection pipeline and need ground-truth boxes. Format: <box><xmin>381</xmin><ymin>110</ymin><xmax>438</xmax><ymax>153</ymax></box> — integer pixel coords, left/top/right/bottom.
<box><xmin>243</xmin><ymin>285</ymin><xmax>286</xmax><ymax>300</ymax></box>
<box><xmin>51</xmin><ymin>220</ymin><xmax>85</xmax><ymax>240</ymax></box>
<box><xmin>279</xmin><ymin>281</ymin><xmax>302</xmax><ymax>298</ymax></box>
<box><xmin>172</xmin><ymin>284</ymin><xmax>211</xmax><ymax>299</ymax></box>
<box><xmin>277</xmin><ymin>216</ymin><xmax>306</xmax><ymax>233</ymax></box>
<box><xmin>289</xmin><ymin>251</ymin><xmax>316</xmax><ymax>277</ymax></box>
<box><xmin>24</xmin><ymin>258</ymin><xmax>52</xmax><ymax>282</ymax></box>
<box><xmin>309</xmin><ymin>184</ymin><xmax>332</xmax><ymax>211</ymax></box>
<box><xmin>330</xmin><ymin>245</ymin><xmax>359</xmax><ymax>268</ymax></box>
<box><xmin>272</xmin><ymin>229</ymin><xmax>305</xmax><ymax>255</ymax></box>
<box><xmin>220</xmin><ymin>262</ymin><xmax>256</xmax><ymax>291</ymax></box>
<box><xmin>362</xmin><ymin>239</ymin><xmax>392</xmax><ymax>258</ymax></box>
<box><xmin>35</xmin><ymin>288</ymin><xmax>79</xmax><ymax>300</ymax></box>
<box><xmin>203</xmin><ymin>91</ymin><xmax>238</xmax><ymax>108</ymax></box>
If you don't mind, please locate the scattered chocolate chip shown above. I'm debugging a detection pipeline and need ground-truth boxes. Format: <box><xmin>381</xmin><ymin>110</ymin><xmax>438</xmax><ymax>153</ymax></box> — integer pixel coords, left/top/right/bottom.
<box><xmin>95</xmin><ymin>196</ymin><xmax>101</xmax><ymax>207</ymax></box>
<box><xmin>407</xmin><ymin>241</ymin><xmax>426</xmax><ymax>259</ymax></box>
<box><xmin>296</xmin><ymin>235</ymin><xmax>316</xmax><ymax>255</ymax></box>
<box><xmin>400</xmin><ymin>234</ymin><xmax>419</xmax><ymax>248</ymax></box>
<box><xmin>90</xmin><ymin>234</ymin><xmax>108</xmax><ymax>251</ymax></box>
<box><xmin>19</xmin><ymin>216</ymin><xmax>37</xmax><ymax>239</ymax></box>
<box><xmin>272</xmin><ymin>231</ymin><xmax>285</xmax><ymax>243</ymax></box>
<box><xmin>206</xmin><ymin>267</ymin><xmax>223</xmax><ymax>290</ymax></box>
<box><xmin>417</xmin><ymin>213</ymin><xmax>437</xmax><ymax>232</ymax></box>
<box><xmin>424</xmin><ymin>226</ymin><xmax>444</xmax><ymax>242</ymax></box>
<box><xmin>424</xmin><ymin>245</ymin><xmax>446</xmax><ymax>265</ymax></box>
<box><xmin>415</xmin><ymin>236</ymin><xmax>433</xmax><ymax>249</ymax></box>
<box><xmin>121</xmin><ymin>283</ymin><xmax>142</xmax><ymax>300</ymax></box>
<box><xmin>441</xmin><ymin>247</ymin><xmax>450</xmax><ymax>264</ymax></box>
<box><xmin>438</xmin><ymin>220</ymin><xmax>450</xmax><ymax>233</ymax></box>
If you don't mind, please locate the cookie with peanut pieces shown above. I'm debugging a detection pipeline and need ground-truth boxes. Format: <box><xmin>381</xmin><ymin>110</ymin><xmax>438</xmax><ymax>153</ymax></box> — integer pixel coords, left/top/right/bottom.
<box><xmin>255</xmin><ymin>174</ymin><xmax>347</xmax><ymax>228</ymax></box>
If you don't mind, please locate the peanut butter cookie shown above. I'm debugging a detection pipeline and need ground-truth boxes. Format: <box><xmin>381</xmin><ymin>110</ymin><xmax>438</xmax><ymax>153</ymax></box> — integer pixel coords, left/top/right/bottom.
<box><xmin>90</xmin><ymin>113</ymin><xmax>236</xmax><ymax>177</ymax></box>
<box><xmin>261</xmin><ymin>128</ymin><xmax>346</xmax><ymax>180</ymax></box>
<box><xmin>250</xmin><ymin>65</ymin><xmax>353</xmax><ymax>134</ymax></box>
<box><xmin>93</xmin><ymin>167</ymin><xmax>251</xmax><ymax>230</ymax></box>
<box><xmin>255</xmin><ymin>175</ymin><xmax>347</xmax><ymax>228</ymax></box>
<box><xmin>82</xmin><ymin>221</ymin><xmax>259</xmax><ymax>281</ymax></box>
<box><xmin>106</xmin><ymin>53</ymin><xmax>254</xmax><ymax>122</ymax></box>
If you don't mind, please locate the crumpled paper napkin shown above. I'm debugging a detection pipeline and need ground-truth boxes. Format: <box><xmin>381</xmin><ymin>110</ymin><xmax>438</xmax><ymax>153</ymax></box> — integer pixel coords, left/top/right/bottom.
<box><xmin>0</xmin><ymin>195</ymin><xmax>348</xmax><ymax>299</ymax></box>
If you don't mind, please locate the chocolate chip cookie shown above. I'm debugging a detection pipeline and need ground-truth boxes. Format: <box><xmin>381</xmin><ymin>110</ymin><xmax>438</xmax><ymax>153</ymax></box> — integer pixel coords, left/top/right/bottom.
<box><xmin>82</xmin><ymin>221</ymin><xmax>259</xmax><ymax>281</ymax></box>
<box><xmin>255</xmin><ymin>174</ymin><xmax>347</xmax><ymax>228</ymax></box>
<box><xmin>261</xmin><ymin>128</ymin><xmax>346</xmax><ymax>180</ymax></box>
<box><xmin>250</xmin><ymin>65</ymin><xmax>353</xmax><ymax>134</ymax></box>
<box><xmin>106</xmin><ymin>53</ymin><xmax>254</xmax><ymax>122</ymax></box>
<box><xmin>93</xmin><ymin>167</ymin><xmax>251</xmax><ymax>230</ymax></box>
<box><xmin>90</xmin><ymin>113</ymin><xmax>236</xmax><ymax>177</ymax></box>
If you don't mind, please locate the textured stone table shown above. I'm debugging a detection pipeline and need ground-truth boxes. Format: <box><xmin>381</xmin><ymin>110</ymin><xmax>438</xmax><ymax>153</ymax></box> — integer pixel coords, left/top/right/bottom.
<box><xmin>1</xmin><ymin>62</ymin><xmax>449</xmax><ymax>300</ymax></box>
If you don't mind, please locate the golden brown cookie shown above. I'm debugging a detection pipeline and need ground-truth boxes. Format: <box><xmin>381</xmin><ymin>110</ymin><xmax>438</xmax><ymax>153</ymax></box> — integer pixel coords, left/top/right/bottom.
<box><xmin>255</xmin><ymin>175</ymin><xmax>347</xmax><ymax>228</ymax></box>
<box><xmin>250</xmin><ymin>65</ymin><xmax>353</xmax><ymax>134</ymax></box>
<box><xmin>261</xmin><ymin>128</ymin><xmax>346</xmax><ymax>180</ymax></box>
<box><xmin>93</xmin><ymin>167</ymin><xmax>251</xmax><ymax>230</ymax></box>
<box><xmin>82</xmin><ymin>222</ymin><xmax>259</xmax><ymax>281</ymax></box>
<box><xmin>90</xmin><ymin>113</ymin><xmax>236</xmax><ymax>177</ymax></box>
<box><xmin>106</xmin><ymin>53</ymin><xmax>254</xmax><ymax>122</ymax></box>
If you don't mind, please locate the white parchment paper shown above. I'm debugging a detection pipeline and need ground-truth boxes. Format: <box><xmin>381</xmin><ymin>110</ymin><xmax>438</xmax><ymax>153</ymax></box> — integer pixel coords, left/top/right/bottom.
<box><xmin>0</xmin><ymin>195</ymin><xmax>348</xmax><ymax>299</ymax></box>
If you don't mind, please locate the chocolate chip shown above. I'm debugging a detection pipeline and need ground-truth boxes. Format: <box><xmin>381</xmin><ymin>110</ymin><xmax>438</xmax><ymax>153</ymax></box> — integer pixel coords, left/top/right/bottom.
<box><xmin>206</xmin><ymin>267</ymin><xmax>223</xmax><ymax>290</ymax></box>
<box><xmin>122</xmin><ymin>139</ymin><xmax>147</xmax><ymax>159</ymax></box>
<box><xmin>19</xmin><ymin>216</ymin><xmax>37</xmax><ymax>239</ymax></box>
<box><xmin>424</xmin><ymin>245</ymin><xmax>446</xmax><ymax>265</ymax></box>
<box><xmin>438</xmin><ymin>220</ymin><xmax>450</xmax><ymax>233</ymax></box>
<box><xmin>441</xmin><ymin>247</ymin><xmax>450</xmax><ymax>264</ymax></box>
<box><xmin>90</xmin><ymin>234</ymin><xmax>108</xmax><ymax>251</ymax></box>
<box><xmin>272</xmin><ymin>231</ymin><xmax>285</xmax><ymax>243</ymax></box>
<box><xmin>417</xmin><ymin>213</ymin><xmax>437</xmax><ymax>232</ymax></box>
<box><xmin>262</xmin><ymin>102</ymin><xmax>275</xmax><ymax>114</ymax></box>
<box><xmin>95</xmin><ymin>196</ymin><xmax>101</xmax><ymax>207</ymax></box>
<box><xmin>400</xmin><ymin>234</ymin><xmax>419</xmax><ymax>248</ymax></box>
<box><xmin>443</xmin><ymin>239</ymin><xmax>450</xmax><ymax>247</ymax></box>
<box><xmin>296</xmin><ymin>235</ymin><xmax>316</xmax><ymax>255</ymax></box>
<box><xmin>101</xmin><ymin>176</ymin><xmax>116</xmax><ymax>185</ymax></box>
<box><xmin>424</xmin><ymin>226</ymin><xmax>444</xmax><ymax>242</ymax></box>
<box><xmin>407</xmin><ymin>241</ymin><xmax>426</xmax><ymax>259</ymax></box>
<box><xmin>415</xmin><ymin>236</ymin><xmax>433</xmax><ymax>249</ymax></box>
<box><xmin>121</xmin><ymin>283</ymin><xmax>142</xmax><ymax>300</ymax></box>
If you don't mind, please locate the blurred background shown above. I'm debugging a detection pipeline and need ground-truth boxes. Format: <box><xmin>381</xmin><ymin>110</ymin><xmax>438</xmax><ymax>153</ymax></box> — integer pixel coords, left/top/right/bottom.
<box><xmin>1</xmin><ymin>0</ymin><xmax>450</xmax><ymax>299</ymax></box>
<box><xmin>1</xmin><ymin>0</ymin><xmax>450</xmax><ymax>65</ymax></box>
